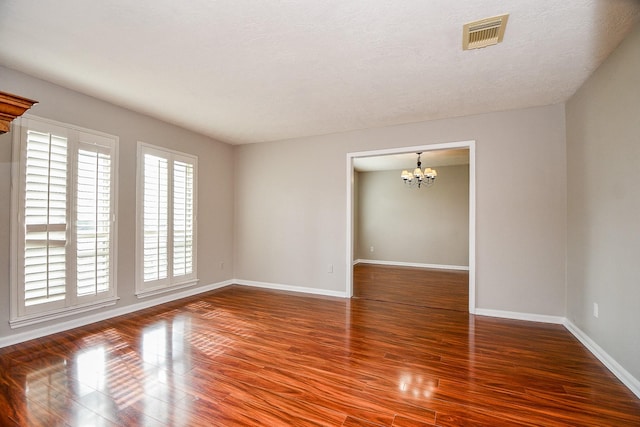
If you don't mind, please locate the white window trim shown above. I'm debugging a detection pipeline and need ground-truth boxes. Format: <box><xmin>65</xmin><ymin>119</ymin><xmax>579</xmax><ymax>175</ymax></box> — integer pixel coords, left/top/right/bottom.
<box><xmin>135</xmin><ymin>141</ymin><xmax>198</xmax><ymax>298</ymax></box>
<box><xmin>10</xmin><ymin>115</ymin><xmax>119</xmax><ymax>328</ymax></box>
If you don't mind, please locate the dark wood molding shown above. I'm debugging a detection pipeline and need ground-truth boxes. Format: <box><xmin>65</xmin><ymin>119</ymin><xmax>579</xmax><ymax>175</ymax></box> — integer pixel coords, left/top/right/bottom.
<box><xmin>0</xmin><ymin>91</ymin><xmax>38</xmax><ymax>134</ymax></box>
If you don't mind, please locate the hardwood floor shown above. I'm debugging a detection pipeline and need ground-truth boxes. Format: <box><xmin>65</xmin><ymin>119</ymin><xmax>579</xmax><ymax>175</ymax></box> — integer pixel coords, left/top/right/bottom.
<box><xmin>353</xmin><ymin>264</ymin><xmax>468</xmax><ymax>312</ymax></box>
<box><xmin>1</xmin><ymin>285</ymin><xmax>639</xmax><ymax>426</ymax></box>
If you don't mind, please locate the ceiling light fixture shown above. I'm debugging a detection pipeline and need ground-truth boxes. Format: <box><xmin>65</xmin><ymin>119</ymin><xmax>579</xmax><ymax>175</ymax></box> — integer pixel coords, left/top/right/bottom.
<box><xmin>401</xmin><ymin>153</ymin><xmax>437</xmax><ymax>188</ymax></box>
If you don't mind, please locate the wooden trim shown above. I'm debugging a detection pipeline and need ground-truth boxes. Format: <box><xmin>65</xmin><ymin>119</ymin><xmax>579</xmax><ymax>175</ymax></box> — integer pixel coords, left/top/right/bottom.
<box><xmin>0</xmin><ymin>91</ymin><xmax>37</xmax><ymax>133</ymax></box>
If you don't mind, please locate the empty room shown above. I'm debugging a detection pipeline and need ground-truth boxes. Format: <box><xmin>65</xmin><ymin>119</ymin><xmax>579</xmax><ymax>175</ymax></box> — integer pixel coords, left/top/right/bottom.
<box><xmin>1</xmin><ymin>1</ymin><xmax>639</xmax><ymax>426</ymax></box>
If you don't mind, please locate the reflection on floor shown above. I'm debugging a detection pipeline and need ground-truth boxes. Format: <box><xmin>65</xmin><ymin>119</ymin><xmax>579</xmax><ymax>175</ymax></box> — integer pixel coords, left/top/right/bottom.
<box><xmin>1</xmin><ymin>285</ymin><xmax>639</xmax><ymax>426</ymax></box>
<box><xmin>354</xmin><ymin>263</ymin><xmax>469</xmax><ymax>312</ymax></box>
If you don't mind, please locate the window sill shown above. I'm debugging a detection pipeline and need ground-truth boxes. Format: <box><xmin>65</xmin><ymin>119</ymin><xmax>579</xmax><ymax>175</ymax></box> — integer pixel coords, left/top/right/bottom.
<box><xmin>10</xmin><ymin>297</ymin><xmax>120</xmax><ymax>329</ymax></box>
<box><xmin>135</xmin><ymin>278</ymin><xmax>200</xmax><ymax>299</ymax></box>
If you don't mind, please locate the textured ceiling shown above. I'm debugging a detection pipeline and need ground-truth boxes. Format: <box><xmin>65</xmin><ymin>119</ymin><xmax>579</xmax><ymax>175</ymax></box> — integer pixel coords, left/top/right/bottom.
<box><xmin>1</xmin><ymin>1</ymin><xmax>639</xmax><ymax>145</ymax></box>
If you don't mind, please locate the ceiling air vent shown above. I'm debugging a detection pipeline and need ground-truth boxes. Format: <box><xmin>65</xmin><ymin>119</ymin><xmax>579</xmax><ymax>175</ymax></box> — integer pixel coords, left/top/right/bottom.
<box><xmin>463</xmin><ymin>14</ymin><xmax>509</xmax><ymax>50</ymax></box>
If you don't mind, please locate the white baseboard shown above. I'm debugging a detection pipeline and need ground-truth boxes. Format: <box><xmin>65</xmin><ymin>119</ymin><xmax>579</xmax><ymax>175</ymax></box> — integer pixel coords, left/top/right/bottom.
<box><xmin>474</xmin><ymin>308</ymin><xmax>565</xmax><ymax>324</ymax></box>
<box><xmin>474</xmin><ymin>308</ymin><xmax>640</xmax><ymax>399</ymax></box>
<box><xmin>0</xmin><ymin>279</ymin><xmax>234</xmax><ymax>349</ymax></box>
<box><xmin>234</xmin><ymin>279</ymin><xmax>348</xmax><ymax>298</ymax></box>
<box><xmin>354</xmin><ymin>259</ymin><xmax>469</xmax><ymax>271</ymax></box>
<box><xmin>563</xmin><ymin>319</ymin><xmax>640</xmax><ymax>399</ymax></box>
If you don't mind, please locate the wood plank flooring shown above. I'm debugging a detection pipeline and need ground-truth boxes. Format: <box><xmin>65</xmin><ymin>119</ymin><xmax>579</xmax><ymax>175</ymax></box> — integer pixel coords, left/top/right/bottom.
<box><xmin>1</xmin><ymin>284</ymin><xmax>639</xmax><ymax>426</ymax></box>
<box><xmin>353</xmin><ymin>264</ymin><xmax>468</xmax><ymax>312</ymax></box>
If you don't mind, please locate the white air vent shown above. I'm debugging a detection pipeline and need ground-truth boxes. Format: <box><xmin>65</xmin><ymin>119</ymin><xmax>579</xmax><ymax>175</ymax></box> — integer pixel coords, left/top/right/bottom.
<box><xmin>463</xmin><ymin>14</ymin><xmax>509</xmax><ymax>50</ymax></box>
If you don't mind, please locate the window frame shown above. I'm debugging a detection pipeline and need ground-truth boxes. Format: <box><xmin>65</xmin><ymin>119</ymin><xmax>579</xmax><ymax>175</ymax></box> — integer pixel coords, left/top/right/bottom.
<box><xmin>135</xmin><ymin>142</ymin><xmax>198</xmax><ymax>298</ymax></box>
<box><xmin>10</xmin><ymin>115</ymin><xmax>119</xmax><ymax>328</ymax></box>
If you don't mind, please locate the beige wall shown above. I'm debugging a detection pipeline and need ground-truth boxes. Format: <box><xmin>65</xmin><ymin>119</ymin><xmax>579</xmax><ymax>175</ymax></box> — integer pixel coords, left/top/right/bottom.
<box><xmin>234</xmin><ymin>103</ymin><xmax>567</xmax><ymax>315</ymax></box>
<box><xmin>0</xmin><ymin>66</ymin><xmax>235</xmax><ymax>340</ymax></box>
<box><xmin>0</xmin><ymin>65</ymin><xmax>568</xmax><ymax>339</ymax></box>
<box><xmin>356</xmin><ymin>166</ymin><xmax>469</xmax><ymax>266</ymax></box>
<box><xmin>566</xmin><ymin>24</ymin><xmax>640</xmax><ymax>380</ymax></box>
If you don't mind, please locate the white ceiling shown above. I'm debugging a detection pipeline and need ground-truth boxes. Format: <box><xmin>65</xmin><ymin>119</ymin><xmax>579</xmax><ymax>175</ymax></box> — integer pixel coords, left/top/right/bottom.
<box><xmin>354</xmin><ymin>149</ymin><xmax>469</xmax><ymax>172</ymax></box>
<box><xmin>1</xmin><ymin>1</ymin><xmax>638</xmax><ymax>145</ymax></box>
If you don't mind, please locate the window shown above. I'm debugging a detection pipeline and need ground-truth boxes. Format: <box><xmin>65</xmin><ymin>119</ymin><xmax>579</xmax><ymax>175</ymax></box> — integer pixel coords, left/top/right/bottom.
<box><xmin>136</xmin><ymin>143</ymin><xmax>197</xmax><ymax>297</ymax></box>
<box><xmin>10</xmin><ymin>117</ymin><xmax>118</xmax><ymax>327</ymax></box>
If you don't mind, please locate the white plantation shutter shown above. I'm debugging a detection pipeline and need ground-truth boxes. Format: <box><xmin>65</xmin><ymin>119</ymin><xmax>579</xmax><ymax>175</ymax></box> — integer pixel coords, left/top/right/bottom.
<box><xmin>143</xmin><ymin>154</ymin><xmax>169</xmax><ymax>282</ymax></box>
<box><xmin>76</xmin><ymin>143</ymin><xmax>113</xmax><ymax>297</ymax></box>
<box><xmin>137</xmin><ymin>143</ymin><xmax>197</xmax><ymax>295</ymax></box>
<box><xmin>173</xmin><ymin>160</ymin><xmax>194</xmax><ymax>277</ymax></box>
<box><xmin>23</xmin><ymin>130</ymin><xmax>68</xmax><ymax>307</ymax></box>
<box><xmin>11</xmin><ymin>117</ymin><xmax>118</xmax><ymax>326</ymax></box>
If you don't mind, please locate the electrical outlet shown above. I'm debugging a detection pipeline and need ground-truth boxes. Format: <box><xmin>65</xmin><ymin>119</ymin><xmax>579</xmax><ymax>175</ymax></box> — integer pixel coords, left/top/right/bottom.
<box><xmin>593</xmin><ymin>303</ymin><xmax>599</xmax><ymax>318</ymax></box>
<box><xmin>370</xmin><ymin>246</ymin><xmax>374</xmax><ymax>252</ymax></box>
<box><xmin>328</xmin><ymin>264</ymin><xmax>333</xmax><ymax>273</ymax></box>
<box><xmin>220</xmin><ymin>262</ymin><xmax>224</xmax><ymax>270</ymax></box>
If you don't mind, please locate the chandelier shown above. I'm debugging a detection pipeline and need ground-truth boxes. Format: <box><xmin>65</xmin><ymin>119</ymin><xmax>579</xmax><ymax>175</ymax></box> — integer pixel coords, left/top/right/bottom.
<box><xmin>401</xmin><ymin>152</ymin><xmax>437</xmax><ymax>188</ymax></box>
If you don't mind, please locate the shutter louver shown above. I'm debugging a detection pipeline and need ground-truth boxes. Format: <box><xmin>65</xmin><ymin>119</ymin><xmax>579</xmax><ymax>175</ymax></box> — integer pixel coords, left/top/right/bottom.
<box><xmin>173</xmin><ymin>161</ymin><xmax>194</xmax><ymax>277</ymax></box>
<box><xmin>23</xmin><ymin>130</ymin><xmax>67</xmax><ymax>306</ymax></box>
<box><xmin>76</xmin><ymin>148</ymin><xmax>112</xmax><ymax>296</ymax></box>
<box><xmin>143</xmin><ymin>154</ymin><xmax>169</xmax><ymax>282</ymax></box>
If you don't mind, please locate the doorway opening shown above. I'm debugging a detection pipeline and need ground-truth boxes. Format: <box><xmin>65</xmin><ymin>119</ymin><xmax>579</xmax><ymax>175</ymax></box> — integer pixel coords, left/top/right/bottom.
<box><xmin>345</xmin><ymin>141</ymin><xmax>476</xmax><ymax>313</ymax></box>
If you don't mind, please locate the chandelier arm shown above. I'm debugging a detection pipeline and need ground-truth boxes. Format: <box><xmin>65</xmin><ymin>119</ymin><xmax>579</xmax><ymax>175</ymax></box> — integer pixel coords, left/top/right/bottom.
<box><xmin>400</xmin><ymin>152</ymin><xmax>437</xmax><ymax>189</ymax></box>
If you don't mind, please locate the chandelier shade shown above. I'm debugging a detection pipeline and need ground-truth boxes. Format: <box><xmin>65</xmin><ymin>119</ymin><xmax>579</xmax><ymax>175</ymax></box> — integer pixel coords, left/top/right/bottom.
<box><xmin>401</xmin><ymin>153</ymin><xmax>437</xmax><ymax>188</ymax></box>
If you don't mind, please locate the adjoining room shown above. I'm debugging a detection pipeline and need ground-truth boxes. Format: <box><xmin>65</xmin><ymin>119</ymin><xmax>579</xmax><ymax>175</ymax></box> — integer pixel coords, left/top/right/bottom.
<box><xmin>352</xmin><ymin>148</ymin><xmax>470</xmax><ymax>312</ymax></box>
